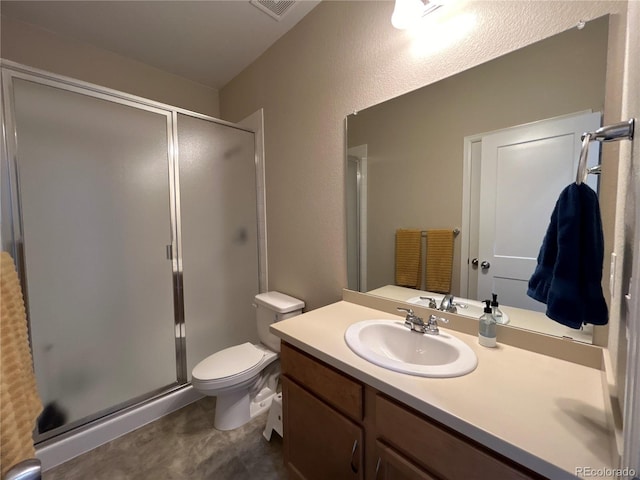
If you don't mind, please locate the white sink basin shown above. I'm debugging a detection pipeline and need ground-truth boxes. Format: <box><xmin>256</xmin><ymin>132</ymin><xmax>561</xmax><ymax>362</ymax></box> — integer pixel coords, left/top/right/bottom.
<box><xmin>406</xmin><ymin>295</ymin><xmax>510</xmax><ymax>325</ymax></box>
<box><xmin>344</xmin><ymin>320</ymin><xmax>477</xmax><ymax>378</ymax></box>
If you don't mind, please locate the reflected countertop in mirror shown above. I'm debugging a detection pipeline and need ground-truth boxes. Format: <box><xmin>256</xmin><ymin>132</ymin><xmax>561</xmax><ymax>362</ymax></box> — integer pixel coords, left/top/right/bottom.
<box><xmin>345</xmin><ymin>16</ymin><xmax>611</xmax><ymax>344</ymax></box>
<box><xmin>367</xmin><ymin>285</ymin><xmax>593</xmax><ymax>344</ymax></box>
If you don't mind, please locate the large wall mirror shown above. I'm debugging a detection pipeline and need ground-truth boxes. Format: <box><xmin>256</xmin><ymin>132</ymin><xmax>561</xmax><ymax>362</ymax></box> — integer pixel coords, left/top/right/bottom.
<box><xmin>346</xmin><ymin>16</ymin><xmax>610</xmax><ymax>344</ymax></box>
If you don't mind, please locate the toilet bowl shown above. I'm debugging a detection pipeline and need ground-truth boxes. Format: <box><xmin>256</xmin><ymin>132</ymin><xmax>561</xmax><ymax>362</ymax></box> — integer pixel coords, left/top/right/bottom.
<box><xmin>191</xmin><ymin>291</ymin><xmax>304</xmax><ymax>431</ymax></box>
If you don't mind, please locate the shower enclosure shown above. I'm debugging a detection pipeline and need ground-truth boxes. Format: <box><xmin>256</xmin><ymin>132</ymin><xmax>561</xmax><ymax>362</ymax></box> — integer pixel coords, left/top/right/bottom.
<box><xmin>0</xmin><ymin>61</ymin><xmax>261</xmax><ymax>445</ymax></box>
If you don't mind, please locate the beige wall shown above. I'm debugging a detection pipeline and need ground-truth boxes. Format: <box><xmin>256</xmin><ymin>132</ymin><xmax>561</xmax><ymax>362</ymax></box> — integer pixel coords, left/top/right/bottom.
<box><xmin>220</xmin><ymin>0</ymin><xmax>636</xmax><ymax>422</ymax></box>
<box><xmin>347</xmin><ymin>19</ymin><xmax>608</xmax><ymax>293</ymax></box>
<box><xmin>220</xmin><ymin>0</ymin><xmax>628</xmax><ymax>311</ymax></box>
<box><xmin>611</xmin><ymin>0</ymin><xmax>640</xmax><ymax>418</ymax></box>
<box><xmin>621</xmin><ymin>0</ymin><xmax>640</xmax><ymax>458</ymax></box>
<box><xmin>0</xmin><ymin>16</ymin><xmax>220</xmax><ymax>116</ymax></box>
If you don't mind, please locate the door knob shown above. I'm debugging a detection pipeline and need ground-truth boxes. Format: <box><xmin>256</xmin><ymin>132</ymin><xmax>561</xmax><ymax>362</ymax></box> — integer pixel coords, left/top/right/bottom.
<box><xmin>471</xmin><ymin>258</ymin><xmax>479</xmax><ymax>266</ymax></box>
<box><xmin>480</xmin><ymin>261</ymin><xmax>491</xmax><ymax>270</ymax></box>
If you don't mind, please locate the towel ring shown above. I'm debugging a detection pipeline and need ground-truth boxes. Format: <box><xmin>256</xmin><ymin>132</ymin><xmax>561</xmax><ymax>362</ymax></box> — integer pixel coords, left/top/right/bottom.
<box><xmin>575</xmin><ymin>132</ymin><xmax>592</xmax><ymax>185</ymax></box>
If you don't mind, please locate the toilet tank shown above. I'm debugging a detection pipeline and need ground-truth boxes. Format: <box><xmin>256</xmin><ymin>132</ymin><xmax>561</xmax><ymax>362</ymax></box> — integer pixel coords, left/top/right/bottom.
<box><xmin>254</xmin><ymin>291</ymin><xmax>304</xmax><ymax>352</ymax></box>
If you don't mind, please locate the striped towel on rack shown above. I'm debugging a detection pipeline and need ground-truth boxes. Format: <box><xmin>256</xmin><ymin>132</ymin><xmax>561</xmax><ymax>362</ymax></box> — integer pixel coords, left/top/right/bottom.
<box><xmin>395</xmin><ymin>229</ymin><xmax>423</xmax><ymax>289</ymax></box>
<box><xmin>425</xmin><ymin>229</ymin><xmax>454</xmax><ymax>294</ymax></box>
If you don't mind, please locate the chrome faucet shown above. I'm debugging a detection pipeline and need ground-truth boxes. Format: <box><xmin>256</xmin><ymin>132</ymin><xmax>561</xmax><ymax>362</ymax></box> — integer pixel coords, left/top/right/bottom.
<box><xmin>397</xmin><ymin>307</ymin><xmax>448</xmax><ymax>335</ymax></box>
<box><xmin>419</xmin><ymin>296</ymin><xmax>438</xmax><ymax>309</ymax></box>
<box><xmin>439</xmin><ymin>294</ymin><xmax>457</xmax><ymax>313</ymax></box>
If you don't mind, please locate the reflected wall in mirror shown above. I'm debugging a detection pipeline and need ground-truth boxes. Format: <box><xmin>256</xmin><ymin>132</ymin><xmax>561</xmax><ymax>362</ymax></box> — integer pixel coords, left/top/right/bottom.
<box><xmin>346</xmin><ymin>16</ymin><xmax>610</xmax><ymax>344</ymax></box>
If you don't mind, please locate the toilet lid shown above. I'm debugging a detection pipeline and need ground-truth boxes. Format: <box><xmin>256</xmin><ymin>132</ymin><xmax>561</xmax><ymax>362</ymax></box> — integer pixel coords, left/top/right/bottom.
<box><xmin>192</xmin><ymin>342</ymin><xmax>265</xmax><ymax>381</ymax></box>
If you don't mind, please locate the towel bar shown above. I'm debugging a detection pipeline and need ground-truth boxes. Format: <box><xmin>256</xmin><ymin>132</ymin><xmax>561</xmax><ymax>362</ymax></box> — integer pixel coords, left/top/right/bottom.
<box><xmin>4</xmin><ymin>459</ymin><xmax>41</xmax><ymax>480</ymax></box>
<box><xmin>576</xmin><ymin>118</ymin><xmax>635</xmax><ymax>185</ymax></box>
<box><xmin>420</xmin><ymin>228</ymin><xmax>460</xmax><ymax>237</ymax></box>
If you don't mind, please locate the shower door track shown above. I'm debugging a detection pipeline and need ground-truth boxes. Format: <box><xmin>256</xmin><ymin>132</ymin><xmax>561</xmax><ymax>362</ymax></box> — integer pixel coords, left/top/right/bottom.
<box><xmin>34</xmin><ymin>383</ymin><xmax>185</xmax><ymax>445</ymax></box>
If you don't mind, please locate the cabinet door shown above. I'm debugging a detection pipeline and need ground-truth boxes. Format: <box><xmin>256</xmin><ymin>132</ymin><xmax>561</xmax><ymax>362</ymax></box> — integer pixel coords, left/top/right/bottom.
<box><xmin>283</xmin><ymin>377</ymin><xmax>363</xmax><ymax>480</ymax></box>
<box><xmin>374</xmin><ymin>441</ymin><xmax>437</xmax><ymax>480</ymax></box>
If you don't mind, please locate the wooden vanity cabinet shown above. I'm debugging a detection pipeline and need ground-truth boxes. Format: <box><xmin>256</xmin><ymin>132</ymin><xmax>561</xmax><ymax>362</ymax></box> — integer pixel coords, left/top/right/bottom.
<box><xmin>281</xmin><ymin>342</ymin><xmax>544</xmax><ymax>480</ymax></box>
<box><xmin>281</xmin><ymin>343</ymin><xmax>364</xmax><ymax>480</ymax></box>
<box><xmin>282</xmin><ymin>378</ymin><xmax>363</xmax><ymax>479</ymax></box>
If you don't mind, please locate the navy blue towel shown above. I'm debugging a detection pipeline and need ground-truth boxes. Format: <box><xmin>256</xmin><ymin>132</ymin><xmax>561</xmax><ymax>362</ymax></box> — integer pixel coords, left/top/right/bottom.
<box><xmin>527</xmin><ymin>183</ymin><xmax>608</xmax><ymax>329</ymax></box>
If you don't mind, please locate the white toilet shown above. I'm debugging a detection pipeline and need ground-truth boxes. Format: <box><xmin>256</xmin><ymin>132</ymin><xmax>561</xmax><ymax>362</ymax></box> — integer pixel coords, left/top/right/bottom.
<box><xmin>191</xmin><ymin>291</ymin><xmax>304</xmax><ymax>431</ymax></box>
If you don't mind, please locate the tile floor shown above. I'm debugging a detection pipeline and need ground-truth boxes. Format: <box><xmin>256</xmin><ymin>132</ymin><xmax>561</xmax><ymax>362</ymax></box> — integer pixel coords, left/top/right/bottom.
<box><xmin>44</xmin><ymin>397</ymin><xmax>286</xmax><ymax>480</ymax></box>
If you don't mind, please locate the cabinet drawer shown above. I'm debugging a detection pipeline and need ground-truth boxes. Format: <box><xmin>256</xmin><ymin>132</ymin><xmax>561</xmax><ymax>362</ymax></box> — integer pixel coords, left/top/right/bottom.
<box><xmin>281</xmin><ymin>342</ymin><xmax>363</xmax><ymax>421</ymax></box>
<box><xmin>375</xmin><ymin>440</ymin><xmax>438</xmax><ymax>480</ymax></box>
<box><xmin>375</xmin><ymin>395</ymin><xmax>542</xmax><ymax>480</ymax></box>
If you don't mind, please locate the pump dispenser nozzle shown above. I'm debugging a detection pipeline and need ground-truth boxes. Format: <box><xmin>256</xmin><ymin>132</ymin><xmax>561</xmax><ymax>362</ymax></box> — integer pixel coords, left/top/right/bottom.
<box><xmin>491</xmin><ymin>293</ymin><xmax>498</xmax><ymax>307</ymax></box>
<box><xmin>490</xmin><ymin>293</ymin><xmax>505</xmax><ymax>324</ymax></box>
<box><xmin>479</xmin><ymin>300</ymin><xmax>497</xmax><ymax>347</ymax></box>
<box><xmin>484</xmin><ymin>300</ymin><xmax>492</xmax><ymax>313</ymax></box>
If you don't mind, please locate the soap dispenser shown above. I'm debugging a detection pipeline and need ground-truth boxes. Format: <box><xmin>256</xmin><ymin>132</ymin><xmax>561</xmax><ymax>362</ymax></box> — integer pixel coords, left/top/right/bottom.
<box><xmin>491</xmin><ymin>293</ymin><xmax>505</xmax><ymax>324</ymax></box>
<box><xmin>479</xmin><ymin>300</ymin><xmax>497</xmax><ymax>348</ymax></box>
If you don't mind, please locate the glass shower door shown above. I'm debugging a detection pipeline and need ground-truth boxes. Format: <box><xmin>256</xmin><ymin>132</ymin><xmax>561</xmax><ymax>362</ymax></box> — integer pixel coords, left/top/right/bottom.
<box><xmin>176</xmin><ymin>114</ymin><xmax>259</xmax><ymax>376</ymax></box>
<box><xmin>10</xmin><ymin>78</ymin><xmax>178</xmax><ymax>436</ymax></box>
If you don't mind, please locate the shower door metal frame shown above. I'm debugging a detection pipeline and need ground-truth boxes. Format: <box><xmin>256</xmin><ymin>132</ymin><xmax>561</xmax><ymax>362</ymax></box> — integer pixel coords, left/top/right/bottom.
<box><xmin>0</xmin><ymin>59</ymin><xmax>262</xmax><ymax>444</ymax></box>
<box><xmin>1</xmin><ymin>62</ymin><xmax>187</xmax><ymax>442</ymax></box>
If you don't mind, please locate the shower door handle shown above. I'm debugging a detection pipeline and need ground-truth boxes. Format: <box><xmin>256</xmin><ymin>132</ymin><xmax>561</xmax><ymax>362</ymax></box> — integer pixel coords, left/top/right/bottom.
<box><xmin>166</xmin><ymin>245</ymin><xmax>173</xmax><ymax>260</ymax></box>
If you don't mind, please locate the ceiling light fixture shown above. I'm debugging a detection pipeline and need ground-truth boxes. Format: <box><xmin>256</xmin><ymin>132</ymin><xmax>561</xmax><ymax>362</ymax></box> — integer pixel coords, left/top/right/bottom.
<box><xmin>391</xmin><ymin>0</ymin><xmax>443</xmax><ymax>30</ymax></box>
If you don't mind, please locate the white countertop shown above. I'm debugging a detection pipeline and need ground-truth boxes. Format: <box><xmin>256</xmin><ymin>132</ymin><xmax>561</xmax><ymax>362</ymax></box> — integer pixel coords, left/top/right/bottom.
<box><xmin>271</xmin><ymin>300</ymin><xmax>615</xmax><ymax>480</ymax></box>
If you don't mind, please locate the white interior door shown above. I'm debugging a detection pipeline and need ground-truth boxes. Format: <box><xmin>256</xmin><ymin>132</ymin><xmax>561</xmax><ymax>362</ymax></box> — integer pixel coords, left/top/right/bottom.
<box><xmin>476</xmin><ymin>112</ymin><xmax>601</xmax><ymax>308</ymax></box>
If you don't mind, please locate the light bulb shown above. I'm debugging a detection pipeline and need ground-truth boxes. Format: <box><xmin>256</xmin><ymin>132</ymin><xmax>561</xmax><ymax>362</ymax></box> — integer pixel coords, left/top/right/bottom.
<box><xmin>391</xmin><ymin>0</ymin><xmax>426</xmax><ymax>30</ymax></box>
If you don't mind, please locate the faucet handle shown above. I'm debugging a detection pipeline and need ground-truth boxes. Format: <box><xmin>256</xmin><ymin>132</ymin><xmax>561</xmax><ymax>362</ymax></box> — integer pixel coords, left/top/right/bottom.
<box><xmin>397</xmin><ymin>307</ymin><xmax>425</xmax><ymax>332</ymax></box>
<box><xmin>425</xmin><ymin>315</ymin><xmax>448</xmax><ymax>335</ymax></box>
<box><xmin>419</xmin><ymin>296</ymin><xmax>438</xmax><ymax>309</ymax></box>
<box><xmin>397</xmin><ymin>307</ymin><xmax>414</xmax><ymax>317</ymax></box>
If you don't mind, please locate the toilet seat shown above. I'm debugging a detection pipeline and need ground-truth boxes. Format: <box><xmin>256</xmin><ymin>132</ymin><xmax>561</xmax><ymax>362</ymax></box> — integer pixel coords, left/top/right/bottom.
<box><xmin>191</xmin><ymin>342</ymin><xmax>277</xmax><ymax>393</ymax></box>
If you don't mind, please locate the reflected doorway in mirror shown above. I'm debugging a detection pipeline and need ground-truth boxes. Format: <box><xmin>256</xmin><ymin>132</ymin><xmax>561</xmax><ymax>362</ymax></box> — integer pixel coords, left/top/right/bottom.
<box><xmin>460</xmin><ymin>111</ymin><xmax>602</xmax><ymax>311</ymax></box>
<box><xmin>347</xmin><ymin>145</ymin><xmax>368</xmax><ymax>292</ymax></box>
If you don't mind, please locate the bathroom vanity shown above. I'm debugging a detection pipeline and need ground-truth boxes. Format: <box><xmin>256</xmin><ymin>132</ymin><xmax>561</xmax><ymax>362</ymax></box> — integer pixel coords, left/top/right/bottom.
<box><xmin>271</xmin><ymin>295</ymin><xmax>616</xmax><ymax>480</ymax></box>
<box><xmin>281</xmin><ymin>343</ymin><xmax>542</xmax><ymax>479</ymax></box>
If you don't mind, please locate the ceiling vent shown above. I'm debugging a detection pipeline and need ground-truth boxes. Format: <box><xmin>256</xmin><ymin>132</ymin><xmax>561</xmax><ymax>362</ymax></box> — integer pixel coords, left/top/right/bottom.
<box><xmin>250</xmin><ymin>0</ymin><xmax>296</xmax><ymax>21</ymax></box>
